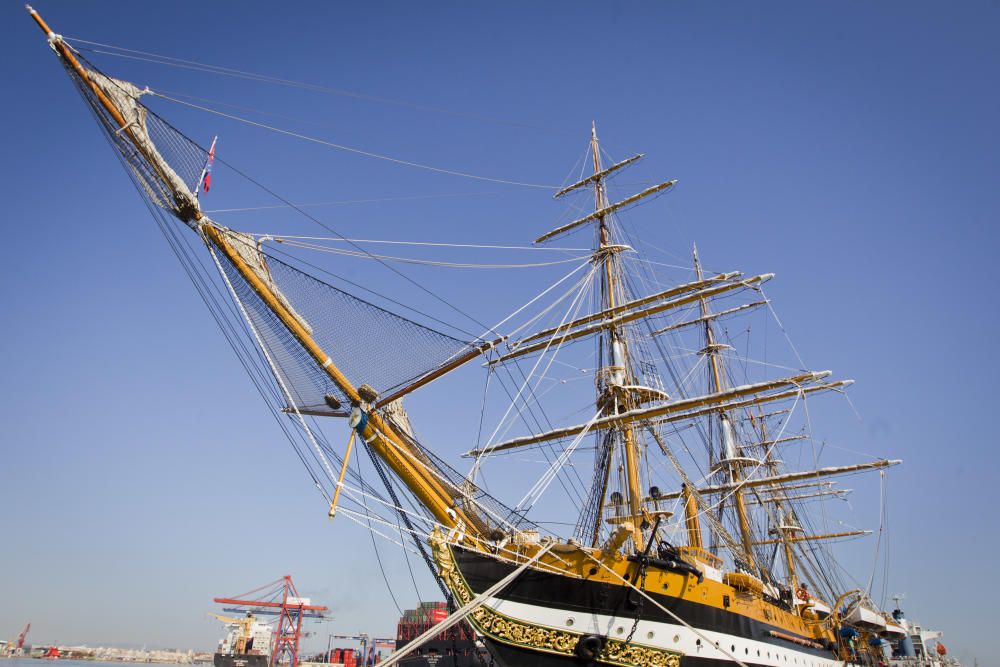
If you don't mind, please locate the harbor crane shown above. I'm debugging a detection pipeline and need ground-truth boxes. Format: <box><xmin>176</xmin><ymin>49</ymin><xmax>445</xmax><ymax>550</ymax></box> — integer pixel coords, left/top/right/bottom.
<box><xmin>5</xmin><ymin>623</ymin><xmax>30</xmax><ymax>656</ymax></box>
<box><xmin>215</xmin><ymin>576</ymin><xmax>329</xmax><ymax>667</ymax></box>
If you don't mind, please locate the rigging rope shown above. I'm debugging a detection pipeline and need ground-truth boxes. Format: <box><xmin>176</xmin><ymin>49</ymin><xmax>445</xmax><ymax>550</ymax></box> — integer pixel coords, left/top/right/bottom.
<box><xmin>270</xmin><ymin>238</ymin><xmax>589</xmax><ymax>269</ymax></box>
<box><xmin>66</xmin><ymin>37</ymin><xmax>569</xmax><ymax>133</ymax></box>
<box><xmin>150</xmin><ymin>91</ymin><xmax>558</xmax><ymax>189</ymax></box>
<box><xmin>252</xmin><ymin>235</ymin><xmax>587</xmax><ymax>252</ymax></box>
<box><xmin>363</xmin><ymin>438</ymin><xmax>452</xmax><ymax>601</ymax></box>
<box><xmin>204</xmin><ymin>191</ymin><xmax>506</xmax><ymax>214</ymax></box>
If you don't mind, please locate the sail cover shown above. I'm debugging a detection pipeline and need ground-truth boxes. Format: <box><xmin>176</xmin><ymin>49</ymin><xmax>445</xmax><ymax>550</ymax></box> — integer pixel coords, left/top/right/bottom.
<box><xmin>62</xmin><ymin>55</ymin><xmax>206</xmax><ymax>215</ymax></box>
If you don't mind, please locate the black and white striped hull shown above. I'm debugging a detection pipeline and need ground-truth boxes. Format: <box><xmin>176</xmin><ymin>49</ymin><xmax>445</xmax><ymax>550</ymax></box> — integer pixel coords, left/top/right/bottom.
<box><xmin>450</xmin><ymin>545</ymin><xmax>854</xmax><ymax>667</ymax></box>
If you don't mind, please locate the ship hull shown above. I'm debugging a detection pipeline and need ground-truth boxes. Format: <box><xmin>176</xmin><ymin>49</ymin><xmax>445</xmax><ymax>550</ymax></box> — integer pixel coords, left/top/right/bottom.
<box><xmin>447</xmin><ymin>544</ymin><xmax>850</xmax><ymax>667</ymax></box>
<box><xmin>214</xmin><ymin>654</ymin><xmax>269</xmax><ymax>667</ymax></box>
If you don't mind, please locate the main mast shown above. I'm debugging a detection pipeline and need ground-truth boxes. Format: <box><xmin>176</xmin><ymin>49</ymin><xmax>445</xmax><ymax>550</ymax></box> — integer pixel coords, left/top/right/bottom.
<box><xmin>692</xmin><ymin>246</ymin><xmax>757</xmax><ymax>572</ymax></box>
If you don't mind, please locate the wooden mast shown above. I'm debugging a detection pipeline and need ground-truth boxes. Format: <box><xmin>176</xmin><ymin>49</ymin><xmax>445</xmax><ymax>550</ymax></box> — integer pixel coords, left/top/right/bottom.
<box><xmin>591</xmin><ymin>123</ymin><xmax>645</xmax><ymax>550</ymax></box>
<box><xmin>753</xmin><ymin>411</ymin><xmax>801</xmax><ymax>606</ymax></box>
<box><xmin>693</xmin><ymin>245</ymin><xmax>756</xmax><ymax>571</ymax></box>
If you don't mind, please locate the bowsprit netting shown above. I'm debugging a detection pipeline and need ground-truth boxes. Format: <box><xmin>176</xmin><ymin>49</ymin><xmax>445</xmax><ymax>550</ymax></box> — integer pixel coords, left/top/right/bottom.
<box><xmin>216</xmin><ymin>233</ymin><xmax>476</xmax><ymax>414</ymax></box>
<box><xmin>62</xmin><ymin>52</ymin><xmax>207</xmax><ymax>216</ymax></box>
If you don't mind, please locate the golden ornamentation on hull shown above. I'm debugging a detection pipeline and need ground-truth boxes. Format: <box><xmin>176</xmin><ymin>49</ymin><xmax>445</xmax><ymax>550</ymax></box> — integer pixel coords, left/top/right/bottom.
<box><xmin>429</xmin><ymin>530</ymin><xmax>682</xmax><ymax>667</ymax></box>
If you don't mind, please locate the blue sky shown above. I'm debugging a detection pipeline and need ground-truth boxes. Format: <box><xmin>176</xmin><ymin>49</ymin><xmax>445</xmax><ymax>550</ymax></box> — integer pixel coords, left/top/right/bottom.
<box><xmin>1</xmin><ymin>2</ymin><xmax>997</xmax><ymax>664</ymax></box>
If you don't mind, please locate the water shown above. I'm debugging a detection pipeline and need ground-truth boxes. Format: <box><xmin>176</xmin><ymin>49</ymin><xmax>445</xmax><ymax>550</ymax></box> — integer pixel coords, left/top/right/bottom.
<box><xmin>1</xmin><ymin>661</ymin><xmax>195</xmax><ymax>667</ymax></box>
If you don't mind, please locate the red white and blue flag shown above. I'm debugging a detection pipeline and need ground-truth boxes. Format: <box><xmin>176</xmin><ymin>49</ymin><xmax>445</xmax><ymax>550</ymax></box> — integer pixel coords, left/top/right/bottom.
<box><xmin>197</xmin><ymin>136</ymin><xmax>217</xmax><ymax>195</ymax></box>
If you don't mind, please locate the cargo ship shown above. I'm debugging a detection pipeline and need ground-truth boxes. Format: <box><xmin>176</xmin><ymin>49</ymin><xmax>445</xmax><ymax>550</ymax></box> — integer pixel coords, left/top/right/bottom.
<box><xmin>213</xmin><ymin>612</ymin><xmax>274</xmax><ymax>667</ymax></box>
<box><xmin>394</xmin><ymin>603</ymin><xmax>486</xmax><ymax>667</ymax></box>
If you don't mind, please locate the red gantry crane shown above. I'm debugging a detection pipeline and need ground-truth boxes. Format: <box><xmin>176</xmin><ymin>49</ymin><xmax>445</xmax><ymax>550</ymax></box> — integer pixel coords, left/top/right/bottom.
<box><xmin>215</xmin><ymin>576</ymin><xmax>329</xmax><ymax>667</ymax></box>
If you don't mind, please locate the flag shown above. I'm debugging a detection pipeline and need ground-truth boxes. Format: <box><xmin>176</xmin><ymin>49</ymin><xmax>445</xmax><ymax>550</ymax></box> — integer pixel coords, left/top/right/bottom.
<box><xmin>198</xmin><ymin>136</ymin><xmax>217</xmax><ymax>195</ymax></box>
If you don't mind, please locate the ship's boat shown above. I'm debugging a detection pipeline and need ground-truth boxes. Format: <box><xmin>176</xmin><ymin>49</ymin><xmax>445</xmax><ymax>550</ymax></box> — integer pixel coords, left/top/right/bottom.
<box><xmin>881</xmin><ymin>621</ymin><xmax>907</xmax><ymax>639</ymax></box>
<box><xmin>845</xmin><ymin>604</ymin><xmax>888</xmax><ymax>631</ymax></box>
<box><xmin>723</xmin><ymin>572</ymin><xmax>764</xmax><ymax>595</ymax></box>
<box><xmin>27</xmin><ymin>7</ymin><xmax>913</xmax><ymax>666</ymax></box>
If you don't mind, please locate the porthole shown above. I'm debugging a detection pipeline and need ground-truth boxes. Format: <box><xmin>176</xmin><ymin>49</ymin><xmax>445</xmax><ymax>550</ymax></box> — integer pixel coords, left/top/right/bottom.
<box><xmin>745</xmin><ymin>648</ymin><xmax>749</xmax><ymax>655</ymax></box>
<box><xmin>646</xmin><ymin>631</ymin><xmax>655</xmax><ymax>640</ymax></box>
<box><xmin>696</xmin><ymin>639</ymin><xmax>702</xmax><ymax>647</ymax></box>
<box><xmin>673</xmin><ymin>635</ymin><xmax>680</xmax><ymax>643</ymax></box>
<box><xmin>565</xmin><ymin>618</ymin><xmax>574</xmax><ymax>627</ymax></box>
<box><xmin>615</xmin><ymin>626</ymin><xmax>624</xmax><ymax>635</ymax></box>
<box><xmin>731</xmin><ymin>645</ymin><xmax>735</xmax><ymax>652</ymax></box>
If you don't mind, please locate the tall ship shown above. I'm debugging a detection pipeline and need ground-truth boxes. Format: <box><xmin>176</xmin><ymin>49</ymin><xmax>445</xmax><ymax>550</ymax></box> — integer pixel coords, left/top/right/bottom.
<box><xmin>27</xmin><ymin>6</ymin><xmax>941</xmax><ymax>667</ymax></box>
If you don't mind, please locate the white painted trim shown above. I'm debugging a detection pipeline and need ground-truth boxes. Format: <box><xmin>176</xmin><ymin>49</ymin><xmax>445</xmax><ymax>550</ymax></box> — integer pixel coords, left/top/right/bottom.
<box><xmin>482</xmin><ymin>596</ymin><xmax>850</xmax><ymax>667</ymax></box>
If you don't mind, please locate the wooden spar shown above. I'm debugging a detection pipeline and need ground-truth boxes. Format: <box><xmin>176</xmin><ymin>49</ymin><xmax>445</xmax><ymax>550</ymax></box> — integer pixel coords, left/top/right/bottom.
<box><xmin>746</xmin><ymin>489</ymin><xmax>850</xmax><ymax>505</ymax></box>
<box><xmin>374</xmin><ymin>336</ymin><xmax>504</xmax><ymax>409</ymax></box>
<box><xmin>27</xmin><ymin>7</ymin><xmax>129</xmax><ymax>130</ymax></box>
<box><xmin>553</xmin><ymin>153</ymin><xmax>644</xmax><ymax>199</ymax></box>
<box><xmin>681</xmin><ymin>484</ymin><xmax>703</xmax><ymax>549</ymax></box>
<box><xmin>587</xmin><ymin>124</ymin><xmax>644</xmax><ymax>550</ymax></box>
<box><xmin>693</xmin><ymin>246</ymin><xmax>755</xmax><ymax>570</ymax></box>
<box><xmin>491</xmin><ymin>273</ymin><xmax>772</xmax><ymax>364</ymax></box>
<box><xmin>738</xmin><ymin>408</ymin><xmax>791</xmax><ymax>421</ymax></box>
<box><xmin>651</xmin><ymin>460</ymin><xmax>901</xmax><ymax>501</ymax></box>
<box><xmin>651</xmin><ymin>300</ymin><xmax>767</xmax><ymax>337</ymax></box>
<box><xmin>26</xmin><ymin>6</ymin><xmax>182</xmax><ymax>205</ymax></box>
<box><xmin>647</xmin><ymin>380</ymin><xmax>853</xmax><ymax>429</ymax></box>
<box><xmin>755</xmin><ymin>434</ymin><xmax>809</xmax><ymax>448</ymax></box>
<box><xmin>200</xmin><ymin>224</ymin><xmax>477</xmax><ymax>534</ymax></box>
<box><xmin>535</xmin><ymin>179</ymin><xmax>678</xmax><ymax>243</ymax></box>
<box><xmin>281</xmin><ymin>407</ymin><xmax>350</xmax><ymax>417</ymax></box>
<box><xmin>327</xmin><ymin>431</ymin><xmax>356</xmax><ymax>519</ymax></box>
<box><xmin>465</xmin><ymin>371</ymin><xmax>833</xmax><ymax>457</ymax></box>
<box><xmin>753</xmin><ymin>411</ymin><xmax>797</xmax><ymax>601</ymax></box>
<box><xmin>28</xmin><ymin>7</ymin><xmax>482</xmax><ymax>536</ymax></box>
<box><xmin>611</xmin><ymin>482</ymin><xmax>844</xmax><ymax>509</ymax></box>
<box><xmin>754</xmin><ymin>529</ymin><xmax>870</xmax><ymax>546</ymax></box>
<box><xmin>515</xmin><ymin>272</ymin><xmax>742</xmax><ymax>347</ymax></box>
<box><xmin>756</xmin><ymin>480</ymin><xmax>837</xmax><ymax>494</ymax></box>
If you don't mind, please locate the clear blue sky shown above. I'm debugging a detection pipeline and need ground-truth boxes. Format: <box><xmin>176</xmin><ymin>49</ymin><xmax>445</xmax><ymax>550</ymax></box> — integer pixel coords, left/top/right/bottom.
<box><xmin>1</xmin><ymin>2</ymin><xmax>997</xmax><ymax>664</ymax></box>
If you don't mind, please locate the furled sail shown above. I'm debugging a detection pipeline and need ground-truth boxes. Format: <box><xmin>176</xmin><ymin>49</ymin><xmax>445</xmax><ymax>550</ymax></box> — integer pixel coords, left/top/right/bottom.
<box><xmin>467</xmin><ymin>371</ymin><xmax>839</xmax><ymax>456</ymax></box>
<box><xmin>61</xmin><ymin>53</ymin><xmax>206</xmax><ymax>217</ymax></box>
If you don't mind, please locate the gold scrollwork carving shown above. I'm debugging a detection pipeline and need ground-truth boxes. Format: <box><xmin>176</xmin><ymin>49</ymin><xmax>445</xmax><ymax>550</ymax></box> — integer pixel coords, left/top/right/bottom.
<box><xmin>428</xmin><ymin>529</ymin><xmax>681</xmax><ymax>667</ymax></box>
